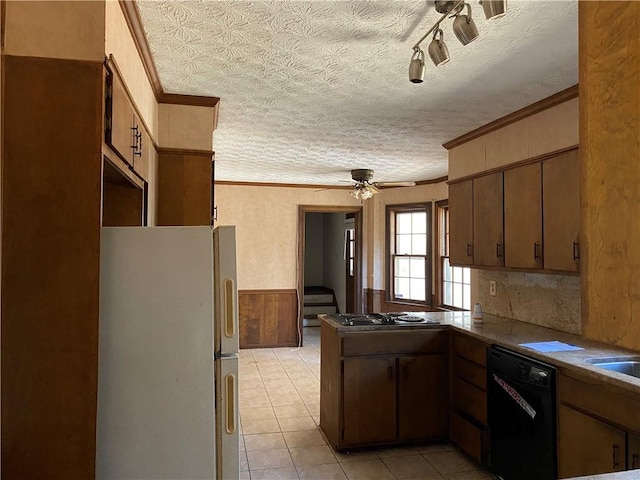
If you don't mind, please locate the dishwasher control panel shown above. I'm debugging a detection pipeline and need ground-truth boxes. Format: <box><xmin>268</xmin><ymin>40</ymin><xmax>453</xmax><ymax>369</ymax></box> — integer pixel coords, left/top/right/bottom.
<box><xmin>517</xmin><ymin>363</ymin><xmax>551</xmax><ymax>386</ymax></box>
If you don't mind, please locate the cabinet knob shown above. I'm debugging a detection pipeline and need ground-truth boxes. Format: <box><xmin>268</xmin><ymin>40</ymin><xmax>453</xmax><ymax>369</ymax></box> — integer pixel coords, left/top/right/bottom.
<box><xmin>572</xmin><ymin>241</ymin><xmax>580</xmax><ymax>261</ymax></box>
<box><xmin>466</xmin><ymin>244</ymin><xmax>473</xmax><ymax>257</ymax></box>
<box><xmin>496</xmin><ymin>243</ymin><xmax>502</xmax><ymax>258</ymax></box>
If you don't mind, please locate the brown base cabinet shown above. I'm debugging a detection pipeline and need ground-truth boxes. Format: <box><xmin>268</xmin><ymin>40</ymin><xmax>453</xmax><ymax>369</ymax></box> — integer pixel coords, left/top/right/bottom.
<box><xmin>558</xmin><ymin>404</ymin><xmax>626</xmax><ymax>478</ymax></box>
<box><xmin>558</xmin><ymin>372</ymin><xmax>640</xmax><ymax>478</ymax></box>
<box><xmin>320</xmin><ymin>325</ymin><xmax>449</xmax><ymax>451</ymax></box>
<box><xmin>449</xmin><ymin>333</ymin><xmax>489</xmax><ymax>465</ymax></box>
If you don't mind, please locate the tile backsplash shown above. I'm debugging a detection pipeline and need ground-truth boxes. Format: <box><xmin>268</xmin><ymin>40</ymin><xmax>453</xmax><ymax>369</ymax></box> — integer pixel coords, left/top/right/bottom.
<box><xmin>475</xmin><ymin>270</ymin><xmax>581</xmax><ymax>334</ymax></box>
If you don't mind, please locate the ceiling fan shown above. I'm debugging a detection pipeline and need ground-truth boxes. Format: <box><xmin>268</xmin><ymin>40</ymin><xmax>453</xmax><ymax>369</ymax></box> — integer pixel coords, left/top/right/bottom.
<box><xmin>349</xmin><ymin>169</ymin><xmax>416</xmax><ymax>199</ymax></box>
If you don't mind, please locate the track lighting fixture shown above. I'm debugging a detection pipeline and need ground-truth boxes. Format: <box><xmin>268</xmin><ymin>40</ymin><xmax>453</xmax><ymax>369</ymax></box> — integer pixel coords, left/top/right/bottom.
<box><xmin>428</xmin><ymin>28</ymin><xmax>450</xmax><ymax>67</ymax></box>
<box><xmin>409</xmin><ymin>48</ymin><xmax>426</xmax><ymax>83</ymax></box>
<box><xmin>481</xmin><ymin>0</ymin><xmax>507</xmax><ymax>20</ymax></box>
<box><xmin>409</xmin><ymin>0</ymin><xmax>507</xmax><ymax>83</ymax></box>
<box><xmin>453</xmin><ymin>3</ymin><xmax>479</xmax><ymax>46</ymax></box>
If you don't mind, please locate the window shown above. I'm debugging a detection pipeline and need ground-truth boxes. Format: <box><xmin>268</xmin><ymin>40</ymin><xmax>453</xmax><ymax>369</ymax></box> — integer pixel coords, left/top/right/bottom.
<box><xmin>387</xmin><ymin>204</ymin><xmax>431</xmax><ymax>305</ymax></box>
<box><xmin>437</xmin><ymin>203</ymin><xmax>471</xmax><ymax>310</ymax></box>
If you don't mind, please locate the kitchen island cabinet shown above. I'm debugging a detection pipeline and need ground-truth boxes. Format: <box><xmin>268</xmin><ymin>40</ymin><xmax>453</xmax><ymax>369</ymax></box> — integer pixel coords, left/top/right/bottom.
<box><xmin>320</xmin><ymin>323</ymin><xmax>449</xmax><ymax>451</ymax></box>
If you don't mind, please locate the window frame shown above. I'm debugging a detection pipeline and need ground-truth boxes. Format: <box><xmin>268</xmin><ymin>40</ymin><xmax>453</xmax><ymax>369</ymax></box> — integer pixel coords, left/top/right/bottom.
<box><xmin>435</xmin><ymin>200</ymin><xmax>471</xmax><ymax>311</ymax></box>
<box><xmin>385</xmin><ymin>203</ymin><xmax>433</xmax><ymax>307</ymax></box>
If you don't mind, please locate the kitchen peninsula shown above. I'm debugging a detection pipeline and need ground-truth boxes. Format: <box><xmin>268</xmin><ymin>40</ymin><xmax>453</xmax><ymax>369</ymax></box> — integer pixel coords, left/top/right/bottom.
<box><xmin>319</xmin><ymin>312</ymin><xmax>640</xmax><ymax>479</ymax></box>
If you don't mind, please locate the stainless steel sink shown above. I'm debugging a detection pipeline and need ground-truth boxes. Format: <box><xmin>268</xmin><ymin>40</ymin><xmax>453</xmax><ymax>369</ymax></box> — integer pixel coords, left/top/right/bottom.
<box><xmin>585</xmin><ymin>356</ymin><xmax>640</xmax><ymax>379</ymax></box>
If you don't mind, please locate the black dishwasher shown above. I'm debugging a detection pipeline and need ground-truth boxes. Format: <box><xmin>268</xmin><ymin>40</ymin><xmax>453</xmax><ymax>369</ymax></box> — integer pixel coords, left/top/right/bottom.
<box><xmin>487</xmin><ymin>346</ymin><xmax>557</xmax><ymax>480</ymax></box>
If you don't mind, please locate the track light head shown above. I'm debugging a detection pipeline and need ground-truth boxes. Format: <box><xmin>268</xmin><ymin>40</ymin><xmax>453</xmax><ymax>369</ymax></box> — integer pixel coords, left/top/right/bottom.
<box><xmin>453</xmin><ymin>3</ymin><xmax>479</xmax><ymax>46</ymax></box>
<box><xmin>409</xmin><ymin>48</ymin><xmax>426</xmax><ymax>83</ymax></box>
<box><xmin>481</xmin><ymin>0</ymin><xmax>507</xmax><ymax>20</ymax></box>
<box><xmin>428</xmin><ymin>28</ymin><xmax>450</xmax><ymax>67</ymax></box>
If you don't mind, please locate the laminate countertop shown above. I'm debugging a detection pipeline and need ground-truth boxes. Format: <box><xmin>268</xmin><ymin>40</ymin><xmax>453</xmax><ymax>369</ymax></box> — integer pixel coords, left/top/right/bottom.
<box><xmin>570</xmin><ymin>471</ymin><xmax>640</xmax><ymax>479</ymax></box>
<box><xmin>320</xmin><ymin>311</ymin><xmax>640</xmax><ymax>397</ymax></box>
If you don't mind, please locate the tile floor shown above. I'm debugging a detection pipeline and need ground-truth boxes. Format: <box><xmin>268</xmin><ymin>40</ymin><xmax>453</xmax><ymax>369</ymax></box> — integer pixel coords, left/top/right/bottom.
<box><xmin>239</xmin><ymin>327</ymin><xmax>493</xmax><ymax>480</ymax></box>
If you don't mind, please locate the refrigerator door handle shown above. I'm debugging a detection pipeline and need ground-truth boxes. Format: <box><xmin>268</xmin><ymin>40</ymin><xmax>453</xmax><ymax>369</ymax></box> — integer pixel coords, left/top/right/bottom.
<box><xmin>224</xmin><ymin>278</ymin><xmax>236</xmax><ymax>338</ymax></box>
<box><xmin>226</xmin><ymin>373</ymin><xmax>236</xmax><ymax>434</ymax></box>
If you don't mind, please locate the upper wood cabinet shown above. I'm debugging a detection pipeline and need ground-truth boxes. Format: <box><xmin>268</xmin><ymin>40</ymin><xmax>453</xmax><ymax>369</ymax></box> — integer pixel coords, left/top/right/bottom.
<box><xmin>504</xmin><ymin>163</ymin><xmax>542</xmax><ymax>269</ymax></box>
<box><xmin>543</xmin><ymin>149</ymin><xmax>580</xmax><ymax>272</ymax></box>
<box><xmin>473</xmin><ymin>172</ymin><xmax>504</xmax><ymax>267</ymax></box>
<box><xmin>449</xmin><ymin>180</ymin><xmax>474</xmax><ymax>266</ymax></box>
<box><xmin>105</xmin><ymin>65</ymin><xmax>151</xmax><ymax>182</ymax></box>
<box><xmin>447</xmin><ymin>147</ymin><xmax>580</xmax><ymax>274</ymax></box>
<box><xmin>157</xmin><ymin>152</ymin><xmax>213</xmax><ymax>226</ymax></box>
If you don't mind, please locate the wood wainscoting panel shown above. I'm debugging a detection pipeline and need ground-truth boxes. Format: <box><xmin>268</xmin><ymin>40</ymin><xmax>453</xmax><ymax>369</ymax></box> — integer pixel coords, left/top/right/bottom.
<box><xmin>239</xmin><ymin>289</ymin><xmax>298</xmax><ymax>348</ymax></box>
<box><xmin>580</xmin><ymin>1</ymin><xmax>640</xmax><ymax>350</ymax></box>
<box><xmin>2</xmin><ymin>55</ymin><xmax>103</xmax><ymax>479</ymax></box>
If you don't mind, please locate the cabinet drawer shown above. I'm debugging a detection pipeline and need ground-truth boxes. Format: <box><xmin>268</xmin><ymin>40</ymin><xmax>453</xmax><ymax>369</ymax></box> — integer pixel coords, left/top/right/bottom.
<box><xmin>454</xmin><ymin>355</ymin><xmax>486</xmax><ymax>390</ymax></box>
<box><xmin>453</xmin><ymin>333</ymin><xmax>487</xmax><ymax>366</ymax></box>
<box><xmin>342</xmin><ymin>330</ymin><xmax>448</xmax><ymax>357</ymax></box>
<box><xmin>450</xmin><ymin>411</ymin><xmax>487</xmax><ymax>463</ymax></box>
<box><xmin>452</xmin><ymin>377</ymin><xmax>487</xmax><ymax>426</ymax></box>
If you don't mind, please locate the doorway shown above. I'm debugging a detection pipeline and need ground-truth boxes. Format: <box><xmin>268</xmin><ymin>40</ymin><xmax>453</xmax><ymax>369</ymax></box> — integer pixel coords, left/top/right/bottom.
<box><xmin>297</xmin><ymin>206</ymin><xmax>363</xmax><ymax>344</ymax></box>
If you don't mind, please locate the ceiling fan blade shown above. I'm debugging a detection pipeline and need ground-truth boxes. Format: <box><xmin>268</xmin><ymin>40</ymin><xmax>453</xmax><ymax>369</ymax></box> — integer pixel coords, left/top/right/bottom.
<box><xmin>375</xmin><ymin>181</ymin><xmax>417</xmax><ymax>187</ymax></box>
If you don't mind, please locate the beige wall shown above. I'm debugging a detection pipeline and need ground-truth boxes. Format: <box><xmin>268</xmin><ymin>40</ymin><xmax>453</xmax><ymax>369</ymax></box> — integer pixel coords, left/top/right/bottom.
<box><xmin>215</xmin><ymin>182</ymin><xmax>448</xmax><ymax>299</ymax></box>
<box><xmin>449</xmin><ymin>97</ymin><xmax>582</xmax><ymax>333</ymax></box>
<box><xmin>215</xmin><ymin>185</ymin><xmax>360</xmax><ymax>290</ymax></box>
<box><xmin>449</xmin><ymin>98</ymin><xmax>579</xmax><ymax>180</ymax></box>
<box><xmin>5</xmin><ymin>1</ymin><xmax>105</xmax><ymax>62</ymax></box>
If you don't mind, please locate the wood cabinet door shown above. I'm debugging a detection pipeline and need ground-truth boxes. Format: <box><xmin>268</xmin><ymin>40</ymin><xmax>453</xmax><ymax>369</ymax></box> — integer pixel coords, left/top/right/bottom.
<box><xmin>449</xmin><ymin>180</ymin><xmax>474</xmax><ymax>266</ymax></box>
<box><xmin>628</xmin><ymin>434</ymin><xmax>640</xmax><ymax>471</ymax></box>
<box><xmin>473</xmin><ymin>172</ymin><xmax>504</xmax><ymax>266</ymax></box>
<box><xmin>343</xmin><ymin>356</ymin><xmax>396</xmax><ymax>446</ymax></box>
<box><xmin>398</xmin><ymin>354</ymin><xmax>448</xmax><ymax>441</ymax></box>
<box><xmin>504</xmin><ymin>163</ymin><xmax>542</xmax><ymax>268</ymax></box>
<box><xmin>108</xmin><ymin>72</ymin><xmax>135</xmax><ymax>164</ymax></box>
<box><xmin>558</xmin><ymin>404</ymin><xmax>626</xmax><ymax>478</ymax></box>
<box><xmin>543</xmin><ymin>149</ymin><xmax>580</xmax><ymax>272</ymax></box>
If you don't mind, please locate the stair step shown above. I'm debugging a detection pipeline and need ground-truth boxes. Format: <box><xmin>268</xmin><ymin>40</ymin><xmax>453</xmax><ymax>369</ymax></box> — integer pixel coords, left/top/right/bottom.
<box><xmin>304</xmin><ymin>305</ymin><xmax>337</xmax><ymax>315</ymax></box>
<box><xmin>304</xmin><ymin>294</ymin><xmax>334</xmax><ymax>304</ymax></box>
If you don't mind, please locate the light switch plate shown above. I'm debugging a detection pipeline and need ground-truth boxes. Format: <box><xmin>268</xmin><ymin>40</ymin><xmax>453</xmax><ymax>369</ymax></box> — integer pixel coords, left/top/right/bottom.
<box><xmin>489</xmin><ymin>280</ymin><xmax>497</xmax><ymax>296</ymax></box>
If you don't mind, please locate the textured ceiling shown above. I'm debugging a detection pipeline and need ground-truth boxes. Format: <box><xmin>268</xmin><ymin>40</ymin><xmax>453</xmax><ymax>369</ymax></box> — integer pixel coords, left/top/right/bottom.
<box><xmin>136</xmin><ymin>0</ymin><xmax>578</xmax><ymax>185</ymax></box>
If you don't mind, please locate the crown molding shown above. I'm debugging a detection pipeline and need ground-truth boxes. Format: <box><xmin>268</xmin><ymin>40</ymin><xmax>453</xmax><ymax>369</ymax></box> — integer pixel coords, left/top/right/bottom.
<box><xmin>119</xmin><ymin>0</ymin><xmax>219</xmax><ymax>108</ymax></box>
<box><xmin>215</xmin><ymin>181</ymin><xmax>352</xmax><ymax>190</ymax></box>
<box><xmin>414</xmin><ymin>176</ymin><xmax>448</xmax><ymax>185</ymax></box>
<box><xmin>442</xmin><ymin>84</ymin><xmax>579</xmax><ymax>150</ymax></box>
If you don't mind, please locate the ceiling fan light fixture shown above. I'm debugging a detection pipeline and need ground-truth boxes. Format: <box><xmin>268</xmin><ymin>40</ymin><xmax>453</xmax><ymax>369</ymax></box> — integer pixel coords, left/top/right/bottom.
<box><xmin>428</xmin><ymin>28</ymin><xmax>450</xmax><ymax>67</ymax></box>
<box><xmin>453</xmin><ymin>3</ymin><xmax>479</xmax><ymax>46</ymax></box>
<box><xmin>481</xmin><ymin>0</ymin><xmax>507</xmax><ymax>20</ymax></box>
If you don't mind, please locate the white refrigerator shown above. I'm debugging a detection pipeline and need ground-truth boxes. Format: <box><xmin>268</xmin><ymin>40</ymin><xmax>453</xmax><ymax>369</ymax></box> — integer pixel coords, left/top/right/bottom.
<box><xmin>97</xmin><ymin>226</ymin><xmax>239</xmax><ymax>480</ymax></box>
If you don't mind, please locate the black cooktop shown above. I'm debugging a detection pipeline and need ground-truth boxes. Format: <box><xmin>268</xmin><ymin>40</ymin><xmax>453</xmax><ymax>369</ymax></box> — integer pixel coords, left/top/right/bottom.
<box><xmin>329</xmin><ymin>313</ymin><xmax>440</xmax><ymax>326</ymax></box>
